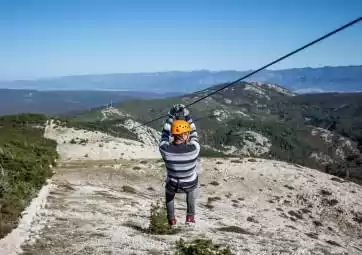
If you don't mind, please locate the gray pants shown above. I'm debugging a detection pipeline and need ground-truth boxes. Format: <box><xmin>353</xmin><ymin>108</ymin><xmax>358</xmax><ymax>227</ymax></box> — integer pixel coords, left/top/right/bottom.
<box><xmin>165</xmin><ymin>186</ymin><xmax>198</xmax><ymax>220</ymax></box>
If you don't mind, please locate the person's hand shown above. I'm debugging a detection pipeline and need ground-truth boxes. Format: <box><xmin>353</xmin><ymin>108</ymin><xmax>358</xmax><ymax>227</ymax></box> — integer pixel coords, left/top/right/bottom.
<box><xmin>168</xmin><ymin>104</ymin><xmax>190</xmax><ymax>120</ymax></box>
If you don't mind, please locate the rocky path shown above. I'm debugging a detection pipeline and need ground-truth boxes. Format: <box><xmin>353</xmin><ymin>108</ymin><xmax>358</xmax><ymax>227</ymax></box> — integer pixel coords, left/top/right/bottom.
<box><xmin>14</xmin><ymin>158</ymin><xmax>362</xmax><ymax>255</ymax></box>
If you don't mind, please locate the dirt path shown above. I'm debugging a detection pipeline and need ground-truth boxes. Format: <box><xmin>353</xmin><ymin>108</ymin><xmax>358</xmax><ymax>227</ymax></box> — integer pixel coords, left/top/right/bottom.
<box><xmin>20</xmin><ymin>158</ymin><xmax>362</xmax><ymax>255</ymax></box>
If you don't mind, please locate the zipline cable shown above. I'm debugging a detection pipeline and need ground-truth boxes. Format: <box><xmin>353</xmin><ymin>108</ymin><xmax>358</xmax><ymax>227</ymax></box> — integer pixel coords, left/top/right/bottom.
<box><xmin>134</xmin><ymin>16</ymin><xmax>362</xmax><ymax>128</ymax></box>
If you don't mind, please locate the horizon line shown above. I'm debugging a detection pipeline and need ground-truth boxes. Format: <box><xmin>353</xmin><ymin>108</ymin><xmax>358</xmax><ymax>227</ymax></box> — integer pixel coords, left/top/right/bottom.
<box><xmin>1</xmin><ymin>64</ymin><xmax>361</xmax><ymax>82</ymax></box>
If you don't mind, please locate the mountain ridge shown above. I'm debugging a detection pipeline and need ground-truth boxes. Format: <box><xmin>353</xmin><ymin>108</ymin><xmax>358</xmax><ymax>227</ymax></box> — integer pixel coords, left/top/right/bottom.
<box><xmin>67</xmin><ymin>80</ymin><xmax>362</xmax><ymax>184</ymax></box>
<box><xmin>1</xmin><ymin>65</ymin><xmax>361</xmax><ymax>93</ymax></box>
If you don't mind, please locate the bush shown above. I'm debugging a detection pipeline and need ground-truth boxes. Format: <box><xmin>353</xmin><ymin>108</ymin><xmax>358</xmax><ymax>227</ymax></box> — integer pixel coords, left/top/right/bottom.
<box><xmin>175</xmin><ymin>238</ymin><xmax>234</xmax><ymax>255</ymax></box>
<box><xmin>0</xmin><ymin>114</ymin><xmax>58</xmax><ymax>238</ymax></box>
<box><xmin>148</xmin><ymin>201</ymin><xmax>178</xmax><ymax>235</ymax></box>
<box><xmin>199</xmin><ymin>147</ymin><xmax>226</xmax><ymax>158</ymax></box>
<box><xmin>55</xmin><ymin>117</ymin><xmax>139</xmax><ymax>141</ymax></box>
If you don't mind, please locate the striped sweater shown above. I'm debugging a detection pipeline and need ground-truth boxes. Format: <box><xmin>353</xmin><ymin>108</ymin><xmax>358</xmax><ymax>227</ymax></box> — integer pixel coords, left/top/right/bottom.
<box><xmin>159</xmin><ymin>116</ymin><xmax>200</xmax><ymax>192</ymax></box>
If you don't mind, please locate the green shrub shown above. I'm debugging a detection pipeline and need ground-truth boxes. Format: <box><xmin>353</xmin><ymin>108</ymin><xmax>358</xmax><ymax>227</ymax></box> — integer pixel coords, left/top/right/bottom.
<box><xmin>148</xmin><ymin>201</ymin><xmax>178</xmax><ymax>235</ymax></box>
<box><xmin>55</xmin><ymin>117</ymin><xmax>139</xmax><ymax>141</ymax></box>
<box><xmin>0</xmin><ymin>114</ymin><xmax>58</xmax><ymax>238</ymax></box>
<box><xmin>199</xmin><ymin>147</ymin><xmax>226</xmax><ymax>158</ymax></box>
<box><xmin>175</xmin><ymin>238</ymin><xmax>234</xmax><ymax>255</ymax></box>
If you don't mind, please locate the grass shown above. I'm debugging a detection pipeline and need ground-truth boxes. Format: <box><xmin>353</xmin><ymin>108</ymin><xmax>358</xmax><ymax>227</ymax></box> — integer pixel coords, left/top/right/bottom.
<box><xmin>175</xmin><ymin>238</ymin><xmax>234</xmax><ymax>255</ymax></box>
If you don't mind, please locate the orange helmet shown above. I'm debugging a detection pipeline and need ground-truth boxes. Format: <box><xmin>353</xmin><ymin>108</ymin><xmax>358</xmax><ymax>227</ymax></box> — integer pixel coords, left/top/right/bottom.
<box><xmin>171</xmin><ymin>120</ymin><xmax>191</xmax><ymax>135</ymax></box>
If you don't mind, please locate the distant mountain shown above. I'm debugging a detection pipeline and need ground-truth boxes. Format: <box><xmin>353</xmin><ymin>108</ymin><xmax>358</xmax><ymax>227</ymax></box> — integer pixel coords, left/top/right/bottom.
<box><xmin>0</xmin><ymin>65</ymin><xmax>361</xmax><ymax>93</ymax></box>
<box><xmin>0</xmin><ymin>89</ymin><xmax>180</xmax><ymax>116</ymax></box>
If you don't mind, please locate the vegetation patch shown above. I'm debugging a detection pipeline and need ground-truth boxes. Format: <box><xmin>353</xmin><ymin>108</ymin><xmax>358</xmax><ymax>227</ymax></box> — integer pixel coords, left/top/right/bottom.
<box><xmin>204</xmin><ymin>203</ymin><xmax>214</xmax><ymax>210</ymax></box>
<box><xmin>305</xmin><ymin>232</ymin><xmax>319</xmax><ymax>239</ymax></box>
<box><xmin>199</xmin><ymin>147</ymin><xmax>226</xmax><ymax>158</ymax></box>
<box><xmin>248</xmin><ymin>158</ymin><xmax>257</xmax><ymax>162</ymax></box>
<box><xmin>288</xmin><ymin>210</ymin><xmax>303</xmax><ymax>220</ymax></box>
<box><xmin>313</xmin><ymin>220</ymin><xmax>323</xmax><ymax>227</ymax></box>
<box><xmin>300</xmin><ymin>208</ymin><xmax>312</xmax><ymax>214</ymax></box>
<box><xmin>230</xmin><ymin>159</ymin><xmax>243</xmax><ymax>163</ymax></box>
<box><xmin>208</xmin><ymin>197</ymin><xmax>221</xmax><ymax>203</ymax></box>
<box><xmin>59</xmin><ymin>182</ymin><xmax>76</xmax><ymax>191</ymax></box>
<box><xmin>209</xmin><ymin>181</ymin><xmax>220</xmax><ymax>186</ymax></box>
<box><xmin>148</xmin><ymin>201</ymin><xmax>180</xmax><ymax>235</ymax></box>
<box><xmin>55</xmin><ymin>117</ymin><xmax>139</xmax><ymax>141</ymax></box>
<box><xmin>246</xmin><ymin>216</ymin><xmax>259</xmax><ymax>223</ymax></box>
<box><xmin>351</xmin><ymin>211</ymin><xmax>362</xmax><ymax>224</ymax></box>
<box><xmin>319</xmin><ymin>189</ymin><xmax>332</xmax><ymax>196</ymax></box>
<box><xmin>217</xmin><ymin>226</ymin><xmax>254</xmax><ymax>235</ymax></box>
<box><xmin>0</xmin><ymin>114</ymin><xmax>58</xmax><ymax>238</ymax></box>
<box><xmin>284</xmin><ymin>185</ymin><xmax>295</xmax><ymax>190</ymax></box>
<box><xmin>175</xmin><ymin>238</ymin><xmax>234</xmax><ymax>255</ymax></box>
<box><xmin>122</xmin><ymin>185</ymin><xmax>137</xmax><ymax>194</ymax></box>
<box><xmin>330</xmin><ymin>177</ymin><xmax>344</xmax><ymax>183</ymax></box>
<box><xmin>326</xmin><ymin>240</ymin><xmax>341</xmax><ymax>247</ymax></box>
<box><xmin>322</xmin><ymin>198</ymin><xmax>339</xmax><ymax>207</ymax></box>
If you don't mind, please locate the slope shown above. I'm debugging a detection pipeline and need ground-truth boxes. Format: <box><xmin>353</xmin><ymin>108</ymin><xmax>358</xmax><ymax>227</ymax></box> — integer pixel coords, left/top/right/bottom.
<box><xmin>70</xmin><ymin>81</ymin><xmax>362</xmax><ymax>183</ymax></box>
<box><xmin>11</xmin><ymin>157</ymin><xmax>362</xmax><ymax>255</ymax></box>
<box><xmin>1</xmin><ymin>120</ymin><xmax>361</xmax><ymax>255</ymax></box>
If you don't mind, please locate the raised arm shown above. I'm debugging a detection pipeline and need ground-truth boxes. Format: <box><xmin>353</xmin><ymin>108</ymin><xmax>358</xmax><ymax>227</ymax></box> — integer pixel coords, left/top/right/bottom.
<box><xmin>160</xmin><ymin>104</ymin><xmax>199</xmax><ymax>147</ymax></box>
<box><xmin>159</xmin><ymin>116</ymin><xmax>173</xmax><ymax>148</ymax></box>
<box><xmin>184</xmin><ymin>111</ymin><xmax>198</xmax><ymax>143</ymax></box>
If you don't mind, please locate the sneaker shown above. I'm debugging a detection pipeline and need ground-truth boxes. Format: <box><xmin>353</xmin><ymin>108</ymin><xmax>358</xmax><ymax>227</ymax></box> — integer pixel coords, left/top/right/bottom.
<box><xmin>168</xmin><ymin>219</ymin><xmax>177</xmax><ymax>226</ymax></box>
<box><xmin>185</xmin><ymin>215</ymin><xmax>195</xmax><ymax>224</ymax></box>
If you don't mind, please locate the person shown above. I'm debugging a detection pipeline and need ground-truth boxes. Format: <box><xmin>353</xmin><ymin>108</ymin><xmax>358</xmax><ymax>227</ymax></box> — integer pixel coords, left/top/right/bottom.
<box><xmin>159</xmin><ymin>104</ymin><xmax>200</xmax><ymax>226</ymax></box>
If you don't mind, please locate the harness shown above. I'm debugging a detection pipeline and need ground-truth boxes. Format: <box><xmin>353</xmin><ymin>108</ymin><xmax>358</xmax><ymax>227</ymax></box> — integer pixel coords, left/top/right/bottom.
<box><xmin>166</xmin><ymin>175</ymin><xmax>198</xmax><ymax>193</ymax></box>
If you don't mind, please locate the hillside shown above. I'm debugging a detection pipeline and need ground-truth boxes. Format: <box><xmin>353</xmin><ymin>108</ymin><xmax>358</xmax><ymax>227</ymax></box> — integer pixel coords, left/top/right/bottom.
<box><xmin>0</xmin><ymin>89</ymin><xmax>180</xmax><ymax>116</ymax></box>
<box><xmin>0</xmin><ymin>122</ymin><xmax>361</xmax><ymax>254</ymax></box>
<box><xmin>0</xmin><ymin>114</ymin><xmax>58</xmax><ymax>239</ymax></box>
<box><xmin>70</xmin><ymin>81</ymin><xmax>362</xmax><ymax>183</ymax></box>
<box><xmin>1</xmin><ymin>65</ymin><xmax>361</xmax><ymax>93</ymax></box>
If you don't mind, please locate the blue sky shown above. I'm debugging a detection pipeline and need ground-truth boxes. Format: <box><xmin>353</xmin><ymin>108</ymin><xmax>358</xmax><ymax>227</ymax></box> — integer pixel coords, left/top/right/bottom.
<box><xmin>1</xmin><ymin>0</ymin><xmax>361</xmax><ymax>80</ymax></box>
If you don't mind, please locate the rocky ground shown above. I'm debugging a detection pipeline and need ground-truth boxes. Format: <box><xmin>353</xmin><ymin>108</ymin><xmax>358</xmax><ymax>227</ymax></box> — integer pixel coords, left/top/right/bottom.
<box><xmin>1</xmin><ymin>124</ymin><xmax>361</xmax><ymax>255</ymax></box>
